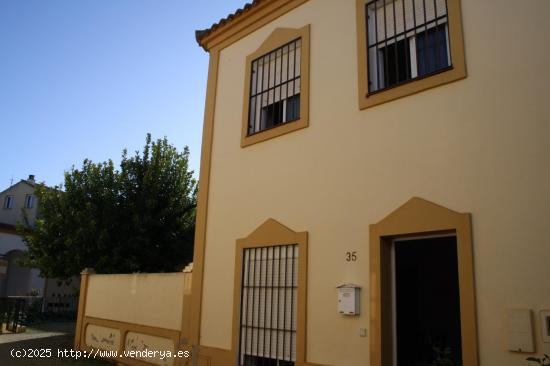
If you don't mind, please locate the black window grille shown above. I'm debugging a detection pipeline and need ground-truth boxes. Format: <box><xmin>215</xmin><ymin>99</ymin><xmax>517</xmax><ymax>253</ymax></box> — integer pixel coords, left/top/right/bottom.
<box><xmin>248</xmin><ymin>39</ymin><xmax>301</xmax><ymax>136</ymax></box>
<box><xmin>239</xmin><ymin>245</ymin><xmax>298</xmax><ymax>366</ymax></box>
<box><xmin>366</xmin><ymin>0</ymin><xmax>451</xmax><ymax>94</ymax></box>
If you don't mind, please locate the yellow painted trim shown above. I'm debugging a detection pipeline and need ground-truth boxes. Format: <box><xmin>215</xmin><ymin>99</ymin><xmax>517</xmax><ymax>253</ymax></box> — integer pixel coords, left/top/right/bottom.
<box><xmin>191</xmin><ymin>0</ymin><xmax>310</xmax><ymax>358</ymax></box>
<box><xmin>74</xmin><ymin>268</ymin><xmax>94</xmax><ymax>350</ymax></box>
<box><xmin>200</xmin><ymin>0</ymin><xmax>309</xmax><ymax>52</ymax></box>
<box><xmin>356</xmin><ymin>0</ymin><xmax>467</xmax><ymax>109</ymax></box>
<box><xmin>194</xmin><ymin>344</ymin><xmax>333</xmax><ymax>366</ymax></box>
<box><xmin>83</xmin><ymin>316</ymin><xmax>181</xmax><ymax>342</ymax></box>
<box><xmin>369</xmin><ymin>197</ymin><xmax>479</xmax><ymax>366</ymax></box>
<box><xmin>180</xmin><ymin>268</ymin><xmax>193</xmax><ymax>342</ymax></box>
<box><xmin>231</xmin><ymin>219</ymin><xmax>308</xmax><ymax>365</ymax></box>
<box><xmin>80</xmin><ymin>316</ymin><xmax>184</xmax><ymax>366</ymax></box>
<box><xmin>241</xmin><ymin>25</ymin><xmax>310</xmax><ymax>148</ymax></box>
<box><xmin>189</xmin><ymin>46</ymin><xmax>221</xmax><ymax>347</ymax></box>
<box><xmin>196</xmin><ymin>345</ymin><xmax>233</xmax><ymax>365</ymax></box>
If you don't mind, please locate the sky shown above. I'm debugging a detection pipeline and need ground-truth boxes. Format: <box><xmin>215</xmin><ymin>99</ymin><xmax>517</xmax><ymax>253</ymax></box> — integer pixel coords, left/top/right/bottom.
<box><xmin>0</xmin><ymin>0</ymin><xmax>246</xmax><ymax>188</ymax></box>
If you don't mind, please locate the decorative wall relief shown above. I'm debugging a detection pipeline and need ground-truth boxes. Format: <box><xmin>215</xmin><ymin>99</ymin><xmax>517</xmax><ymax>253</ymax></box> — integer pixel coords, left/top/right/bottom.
<box><xmin>85</xmin><ymin>324</ymin><xmax>120</xmax><ymax>352</ymax></box>
<box><xmin>125</xmin><ymin>332</ymin><xmax>176</xmax><ymax>366</ymax></box>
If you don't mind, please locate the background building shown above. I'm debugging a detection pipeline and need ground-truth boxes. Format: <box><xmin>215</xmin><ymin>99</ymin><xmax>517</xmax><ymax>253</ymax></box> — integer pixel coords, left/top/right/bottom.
<box><xmin>0</xmin><ymin>175</ymin><xmax>44</xmax><ymax>297</ymax></box>
<box><xmin>0</xmin><ymin>175</ymin><xmax>78</xmax><ymax>311</ymax></box>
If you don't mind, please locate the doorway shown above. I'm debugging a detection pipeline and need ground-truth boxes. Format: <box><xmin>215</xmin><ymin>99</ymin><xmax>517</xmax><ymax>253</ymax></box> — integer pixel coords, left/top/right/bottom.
<box><xmin>392</xmin><ymin>235</ymin><xmax>462</xmax><ymax>366</ymax></box>
<box><xmin>368</xmin><ymin>197</ymin><xmax>477</xmax><ymax>366</ymax></box>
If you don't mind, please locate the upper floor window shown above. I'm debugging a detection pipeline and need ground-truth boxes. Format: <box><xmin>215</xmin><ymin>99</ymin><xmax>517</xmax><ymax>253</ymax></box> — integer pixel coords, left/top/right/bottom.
<box><xmin>3</xmin><ymin>195</ymin><xmax>14</xmax><ymax>209</ymax></box>
<box><xmin>356</xmin><ymin>0</ymin><xmax>466</xmax><ymax>108</ymax></box>
<box><xmin>367</xmin><ymin>0</ymin><xmax>450</xmax><ymax>93</ymax></box>
<box><xmin>248</xmin><ymin>38</ymin><xmax>302</xmax><ymax>135</ymax></box>
<box><xmin>241</xmin><ymin>25</ymin><xmax>310</xmax><ymax>147</ymax></box>
<box><xmin>25</xmin><ymin>194</ymin><xmax>34</xmax><ymax>209</ymax></box>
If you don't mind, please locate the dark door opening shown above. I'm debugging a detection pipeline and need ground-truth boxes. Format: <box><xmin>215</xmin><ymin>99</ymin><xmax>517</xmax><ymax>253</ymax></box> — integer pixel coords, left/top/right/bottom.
<box><xmin>393</xmin><ymin>235</ymin><xmax>462</xmax><ymax>366</ymax></box>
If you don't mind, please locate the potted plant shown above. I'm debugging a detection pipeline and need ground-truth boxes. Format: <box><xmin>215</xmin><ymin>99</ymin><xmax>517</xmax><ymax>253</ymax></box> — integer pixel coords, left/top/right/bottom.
<box><xmin>527</xmin><ymin>354</ymin><xmax>550</xmax><ymax>366</ymax></box>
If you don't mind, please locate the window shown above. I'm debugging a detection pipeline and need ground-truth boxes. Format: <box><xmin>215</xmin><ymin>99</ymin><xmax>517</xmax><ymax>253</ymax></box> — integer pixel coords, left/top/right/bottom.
<box><xmin>416</xmin><ymin>25</ymin><xmax>449</xmax><ymax>76</ymax></box>
<box><xmin>25</xmin><ymin>195</ymin><xmax>34</xmax><ymax>209</ymax></box>
<box><xmin>3</xmin><ymin>195</ymin><xmax>14</xmax><ymax>209</ymax></box>
<box><xmin>241</xmin><ymin>26</ymin><xmax>310</xmax><ymax>147</ymax></box>
<box><xmin>259</xmin><ymin>94</ymin><xmax>301</xmax><ymax>131</ymax></box>
<box><xmin>366</xmin><ymin>0</ymin><xmax>451</xmax><ymax>93</ymax></box>
<box><xmin>233</xmin><ymin>219</ymin><xmax>308</xmax><ymax>366</ymax></box>
<box><xmin>250</xmin><ymin>39</ymin><xmax>301</xmax><ymax>134</ymax></box>
<box><xmin>356</xmin><ymin>0</ymin><xmax>466</xmax><ymax>108</ymax></box>
<box><xmin>239</xmin><ymin>245</ymin><xmax>298</xmax><ymax>366</ymax></box>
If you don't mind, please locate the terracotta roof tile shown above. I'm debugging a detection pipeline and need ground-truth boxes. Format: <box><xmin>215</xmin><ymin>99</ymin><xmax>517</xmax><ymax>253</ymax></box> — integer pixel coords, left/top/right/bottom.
<box><xmin>195</xmin><ymin>0</ymin><xmax>265</xmax><ymax>50</ymax></box>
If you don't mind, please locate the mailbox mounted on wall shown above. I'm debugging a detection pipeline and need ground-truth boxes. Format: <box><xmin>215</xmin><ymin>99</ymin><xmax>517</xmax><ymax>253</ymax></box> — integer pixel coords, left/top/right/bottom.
<box><xmin>337</xmin><ymin>283</ymin><xmax>361</xmax><ymax>315</ymax></box>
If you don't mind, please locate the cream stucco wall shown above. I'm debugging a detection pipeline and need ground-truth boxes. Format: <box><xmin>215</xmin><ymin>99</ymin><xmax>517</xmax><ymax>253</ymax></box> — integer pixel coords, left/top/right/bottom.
<box><xmin>86</xmin><ymin>273</ymin><xmax>188</xmax><ymax>331</ymax></box>
<box><xmin>0</xmin><ymin>181</ymin><xmax>38</xmax><ymax>226</ymax></box>
<box><xmin>0</xmin><ymin>232</ymin><xmax>27</xmax><ymax>253</ymax></box>
<box><xmin>200</xmin><ymin>0</ymin><xmax>550</xmax><ymax>365</ymax></box>
<box><xmin>0</xmin><ymin>234</ymin><xmax>45</xmax><ymax>296</ymax></box>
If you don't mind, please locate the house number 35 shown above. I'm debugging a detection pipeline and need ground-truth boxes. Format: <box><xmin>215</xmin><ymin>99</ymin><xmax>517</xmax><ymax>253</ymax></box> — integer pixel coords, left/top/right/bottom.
<box><xmin>345</xmin><ymin>251</ymin><xmax>357</xmax><ymax>262</ymax></box>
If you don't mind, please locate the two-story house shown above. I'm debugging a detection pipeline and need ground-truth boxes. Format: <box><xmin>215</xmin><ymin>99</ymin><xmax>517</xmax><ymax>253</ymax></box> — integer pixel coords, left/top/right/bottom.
<box><xmin>0</xmin><ymin>175</ymin><xmax>44</xmax><ymax>297</ymax></box>
<box><xmin>188</xmin><ymin>1</ymin><xmax>550</xmax><ymax>366</ymax></box>
<box><xmin>0</xmin><ymin>176</ymin><xmax>79</xmax><ymax>311</ymax></box>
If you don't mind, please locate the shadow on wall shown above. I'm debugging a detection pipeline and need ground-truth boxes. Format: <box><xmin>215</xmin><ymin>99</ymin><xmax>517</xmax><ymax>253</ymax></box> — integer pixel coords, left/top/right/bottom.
<box><xmin>0</xmin><ymin>250</ymin><xmax>34</xmax><ymax>297</ymax></box>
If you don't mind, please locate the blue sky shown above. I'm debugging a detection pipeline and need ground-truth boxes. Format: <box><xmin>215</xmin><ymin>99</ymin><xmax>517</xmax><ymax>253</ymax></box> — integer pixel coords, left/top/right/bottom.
<box><xmin>0</xmin><ymin>0</ymin><xmax>246</xmax><ymax>188</ymax></box>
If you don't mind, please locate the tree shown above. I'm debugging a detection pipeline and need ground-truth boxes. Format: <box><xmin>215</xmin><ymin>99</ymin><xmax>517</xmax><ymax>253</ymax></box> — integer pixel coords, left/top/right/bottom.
<box><xmin>20</xmin><ymin>134</ymin><xmax>197</xmax><ymax>279</ymax></box>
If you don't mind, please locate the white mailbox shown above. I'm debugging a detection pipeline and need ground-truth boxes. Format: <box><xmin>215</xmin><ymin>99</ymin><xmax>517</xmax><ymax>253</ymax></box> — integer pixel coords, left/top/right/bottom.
<box><xmin>337</xmin><ymin>284</ymin><xmax>361</xmax><ymax>315</ymax></box>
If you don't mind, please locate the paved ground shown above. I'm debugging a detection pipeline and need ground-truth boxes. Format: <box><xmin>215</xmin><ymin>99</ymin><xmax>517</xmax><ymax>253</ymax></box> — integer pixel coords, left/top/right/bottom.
<box><xmin>0</xmin><ymin>322</ymin><xmax>74</xmax><ymax>345</ymax></box>
<box><xmin>0</xmin><ymin>322</ymin><xmax>111</xmax><ymax>365</ymax></box>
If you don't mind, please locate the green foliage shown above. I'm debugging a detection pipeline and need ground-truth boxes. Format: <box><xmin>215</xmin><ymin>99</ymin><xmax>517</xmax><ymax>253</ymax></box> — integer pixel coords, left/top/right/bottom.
<box><xmin>527</xmin><ymin>354</ymin><xmax>550</xmax><ymax>366</ymax></box>
<box><xmin>22</xmin><ymin>296</ymin><xmax>44</xmax><ymax>325</ymax></box>
<box><xmin>19</xmin><ymin>134</ymin><xmax>197</xmax><ymax>279</ymax></box>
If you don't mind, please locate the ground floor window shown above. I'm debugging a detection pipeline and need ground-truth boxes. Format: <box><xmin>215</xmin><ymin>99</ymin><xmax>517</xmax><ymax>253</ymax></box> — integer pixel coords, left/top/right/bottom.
<box><xmin>238</xmin><ymin>244</ymin><xmax>298</xmax><ymax>366</ymax></box>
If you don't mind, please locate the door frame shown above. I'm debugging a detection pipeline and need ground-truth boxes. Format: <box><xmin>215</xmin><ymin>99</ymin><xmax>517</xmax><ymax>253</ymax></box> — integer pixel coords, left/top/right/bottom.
<box><xmin>369</xmin><ymin>197</ymin><xmax>479</xmax><ymax>366</ymax></box>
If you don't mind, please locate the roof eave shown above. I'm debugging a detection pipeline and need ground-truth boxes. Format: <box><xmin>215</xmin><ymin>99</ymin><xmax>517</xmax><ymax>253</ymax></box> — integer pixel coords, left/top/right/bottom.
<box><xmin>195</xmin><ymin>0</ymin><xmax>308</xmax><ymax>52</ymax></box>
<box><xmin>194</xmin><ymin>0</ymin><xmax>270</xmax><ymax>52</ymax></box>
<box><xmin>195</xmin><ymin>30</ymin><xmax>210</xmax><ymax>52</ymax></box>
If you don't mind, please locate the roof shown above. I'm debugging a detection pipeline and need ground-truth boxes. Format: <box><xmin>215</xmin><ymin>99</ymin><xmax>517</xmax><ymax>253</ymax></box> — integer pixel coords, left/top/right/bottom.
<box><xmin>21</xmin><ymin>179</ymin><xmax>35</xmax><ymax>188</ymax></box>
<box><xmin>195</xmin><ymin>0</ymin><xmax>265</xmax><ymax>51</ymax></box>
<box><xmin>0</xmin><ymin>179</ymin><xmax>35</xmax><ymax>197</ymax></box>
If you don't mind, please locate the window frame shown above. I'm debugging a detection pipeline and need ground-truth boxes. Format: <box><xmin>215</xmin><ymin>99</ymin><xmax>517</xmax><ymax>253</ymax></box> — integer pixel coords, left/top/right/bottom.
<box><xmin>25</xmin><ymin>194</ymin><xmax>34</xmax><ymax>209</ymax></box>
<box><xmin>231</xmin><ymin>219</ymin><xmax>308</xmax><ymax>365</ymax></box>
<box><xmin>356</xmin><ymin>0</ymin><xmax>466</xmax><ymax>109</ymax></box>
<box><xmin>241</xmin><ymin>25</ymin><xmax>310</xmax><ymax>148</ymax></box>
<box><xmin>3</xmin><ymin>195</ymin><xmax>14</xmax><ymax>209</ymax></box>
